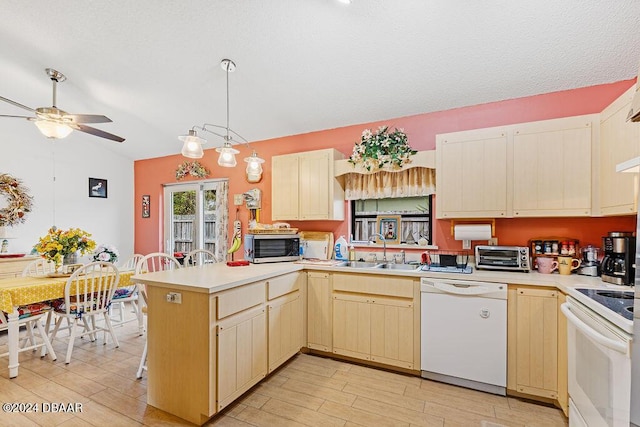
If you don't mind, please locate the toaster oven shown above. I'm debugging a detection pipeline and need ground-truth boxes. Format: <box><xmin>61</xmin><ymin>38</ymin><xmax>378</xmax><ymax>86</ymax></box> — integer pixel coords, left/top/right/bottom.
<box><xmin>475</xmin><ymin>245</ymin><xmax>531</xmax><ymax>272</ymax></box>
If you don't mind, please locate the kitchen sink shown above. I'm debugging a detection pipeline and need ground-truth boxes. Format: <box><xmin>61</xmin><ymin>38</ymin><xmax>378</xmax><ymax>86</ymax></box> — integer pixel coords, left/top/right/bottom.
<box><xmin>335</xmin><ymin>261</ymin><xmax>421</xmax><ymax>271</ymax></box>
<box><xmin>336</xmin><ymin>261</ymin><xmax>381</xmax><ymax>268</ymax></box>
<box><xmin>375</xmin><ymin>263</ymin><xmax>421</xmax><ymax>271</ymax></box>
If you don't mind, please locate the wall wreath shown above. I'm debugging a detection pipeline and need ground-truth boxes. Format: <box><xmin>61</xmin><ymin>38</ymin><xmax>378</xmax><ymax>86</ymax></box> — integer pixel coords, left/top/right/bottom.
<box><xmin>0</xmin><ymin>173</ymin><xmax>33</xmax><ymax>226</ymax></box>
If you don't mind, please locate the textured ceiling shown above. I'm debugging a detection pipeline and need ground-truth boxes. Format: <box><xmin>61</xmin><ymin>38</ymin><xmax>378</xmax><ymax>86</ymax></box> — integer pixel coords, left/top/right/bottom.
<box><xmin>1</xmin><ymin>0</ymin><xmax>639</xmax><ymax>160</ymax></box>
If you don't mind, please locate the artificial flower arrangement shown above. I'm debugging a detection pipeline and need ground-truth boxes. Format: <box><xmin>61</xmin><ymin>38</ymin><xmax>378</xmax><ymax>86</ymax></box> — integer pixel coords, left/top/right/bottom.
<box><xmin>34</xmin><ymin>226</ymin><xmax>96</xmax><ymax>271</ymax></box>
<box><xmin>93</xmin><ymin>243</ymin><xmax>119</xmax><ymax>263</ymax></box>
<box><xmin>176</xmin><ymin>161</ymin><xmax>210</xmax><ymax>180</ymax></box>
<box><xmin>348</xmin><ymin>126</ymin><xmax>417</xmax><ymax>171</ymax></box>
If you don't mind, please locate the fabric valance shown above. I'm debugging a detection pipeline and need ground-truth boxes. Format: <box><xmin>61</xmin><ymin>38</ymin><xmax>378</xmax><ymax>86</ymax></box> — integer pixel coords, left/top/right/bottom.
<box><xmin>344</xmin><ymin>167</ymin><xmax>436</xmax><ymax>200</ymax></box>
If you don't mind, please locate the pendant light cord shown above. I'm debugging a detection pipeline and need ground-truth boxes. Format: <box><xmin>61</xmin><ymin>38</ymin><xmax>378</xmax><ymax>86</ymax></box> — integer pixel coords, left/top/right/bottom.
<box><xmin>225</xmin><ymin>61</ymin><xmax>230</xmax><ymax>141</ymax></box>
<box><xmin>52</xmin><ymin>143</ymin><xmax>56</xmax><ymax>226</ymax></box>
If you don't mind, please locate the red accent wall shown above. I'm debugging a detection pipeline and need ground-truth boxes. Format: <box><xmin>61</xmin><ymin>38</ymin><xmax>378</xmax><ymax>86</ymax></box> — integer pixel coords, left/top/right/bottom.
<box><xmin>134</xmin><ymin>79</ymin><xmax>636</xmax><ymax>255</ymax></box>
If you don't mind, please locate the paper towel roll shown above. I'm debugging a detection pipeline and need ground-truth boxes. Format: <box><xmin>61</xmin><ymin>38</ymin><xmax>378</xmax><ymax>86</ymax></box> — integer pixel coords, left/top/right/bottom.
<box><xmin>453</xmin><ymin>224</ymin><xmax>492</xmax><ymax>241</ymax></box>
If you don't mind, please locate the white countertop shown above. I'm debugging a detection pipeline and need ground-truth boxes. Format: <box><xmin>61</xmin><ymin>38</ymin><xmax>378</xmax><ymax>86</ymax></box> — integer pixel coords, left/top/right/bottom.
<box><xmin>132</xmin><ymin>262</ymin><xmax>303</xmax><ymax>294</ymax></box>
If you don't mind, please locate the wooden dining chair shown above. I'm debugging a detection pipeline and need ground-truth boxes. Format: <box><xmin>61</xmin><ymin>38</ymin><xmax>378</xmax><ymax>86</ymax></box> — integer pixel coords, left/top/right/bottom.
<box><xmin>184</xmin><ymin>249</ymin><xmax>221</xmax><ymax>267</ymax></box>
<box><xmin>135</xmin><ymin>252</ymin><xmax>182</xmax><ymax>379</ymax></box>
<box><xmin>110</xmin><ymin>254</ymin><xmax>144</xmax><ymax>333</ymax></box>
<box><xmin>0</xmin><ymin>304</ymin><xmax>57</xmax><ymax>363</ymax></box>
<box><xmin>21</xmin><ymin>257</ymin><xmax>56</xmax><ymax>276</ymax></box>
<box><xmin>48</xmin><ymin>261</ymin><xmax>121</xmax><ymax>364</ymax></box>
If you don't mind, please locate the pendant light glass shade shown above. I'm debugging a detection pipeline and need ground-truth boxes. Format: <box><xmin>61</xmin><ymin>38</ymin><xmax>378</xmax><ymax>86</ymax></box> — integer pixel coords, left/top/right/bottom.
<box><xmin>179</xmin><ymin>130</ymin><xmax>206</xmax><ymax>158</ymax></box>
<box><xmin>34</xmin><ymin>120</ymin><xmax>73</xmax><ymax>139</ymax></box>
<box><xmin>244</xmin><ymin>150</ymin><xmax>265</xmax><ymax>183</ymax></box>
<box><xmin>216</xmin><ymin>142</ymin><xmax>240</xmax><ymax>167</ymax></box>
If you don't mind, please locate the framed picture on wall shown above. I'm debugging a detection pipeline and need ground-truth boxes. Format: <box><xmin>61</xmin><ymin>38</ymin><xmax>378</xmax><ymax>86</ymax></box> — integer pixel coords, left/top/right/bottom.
<box><xmin>376</xmin><ymin>215</ymin><xmax>401</xmax><ymax>245</ymax></box>
<box><xmin>88</xmin><ymin>178</ymin><xmax>107</xmax><ymax>198</ymax></box>
<box><xmin>142</xmin><ymin>195</ymin><xmax>150</xmax><ymax>218</ymax></box>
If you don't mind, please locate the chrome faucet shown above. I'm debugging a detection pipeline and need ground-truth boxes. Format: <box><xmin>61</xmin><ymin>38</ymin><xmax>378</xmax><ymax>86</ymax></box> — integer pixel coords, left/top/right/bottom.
<box><xmin>369</xmin><ymin>233</ymin><xmax>387</xmax><ymax>262</ymax></box>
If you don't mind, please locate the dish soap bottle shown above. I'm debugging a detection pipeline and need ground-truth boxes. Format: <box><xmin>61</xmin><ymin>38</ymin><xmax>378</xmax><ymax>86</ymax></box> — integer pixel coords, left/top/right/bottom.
<box><xmin>348</xmin><ymin>244</ymin><xmax>356</xmax><ymax>261</ymax></box>
<box><xmin>335</xmin><ymin>235</ymin><xmax>348</xmax><ymax>261</ymax></box>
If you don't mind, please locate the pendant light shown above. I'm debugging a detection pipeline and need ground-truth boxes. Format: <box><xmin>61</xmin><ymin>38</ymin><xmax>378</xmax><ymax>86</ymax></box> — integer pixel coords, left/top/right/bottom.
<box><xmin>178</xmin><ymin>129</ymin><xmax>205</xmax><ymax>158</ymax></box>
<box><xmin>178</xmin><ymin>59</ymin><xmax>265</xmax><ymax>179</ymax></box>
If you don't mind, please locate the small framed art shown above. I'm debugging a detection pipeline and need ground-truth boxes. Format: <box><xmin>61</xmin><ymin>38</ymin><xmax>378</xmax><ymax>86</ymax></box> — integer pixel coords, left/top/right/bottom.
<box><xmin>88</xmin><ymin>178</ymin><xmax>107</xmax><ymax>198</ymax></box>
<box><xmin>376</xmin><ymin>215</ymin><xmax>401</xmax><ymax>245</ymax></box>
<box><xmin>142</xmin><ymin>195</ymin><xmax>150</xmax><ymax>218</ymax></box>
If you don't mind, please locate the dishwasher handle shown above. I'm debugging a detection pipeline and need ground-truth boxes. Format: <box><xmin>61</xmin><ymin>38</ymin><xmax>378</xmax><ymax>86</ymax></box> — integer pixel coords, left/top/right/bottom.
<box><xmin>560</xmin><ymin>302</ymin><xmax>628</xmax><ymax>355</ymax></box>
<box><xmin>431</xmin><ymin>281</ymin><xmax>492</xmax><ymax>296</ymax></box>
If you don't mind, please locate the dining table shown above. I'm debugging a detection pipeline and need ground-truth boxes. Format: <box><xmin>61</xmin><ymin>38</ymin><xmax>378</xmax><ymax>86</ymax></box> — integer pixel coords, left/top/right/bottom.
<box><xmin>0</xmin><ymin>270</ymin><xmax>134</xmax><ymax>378</ymax></box>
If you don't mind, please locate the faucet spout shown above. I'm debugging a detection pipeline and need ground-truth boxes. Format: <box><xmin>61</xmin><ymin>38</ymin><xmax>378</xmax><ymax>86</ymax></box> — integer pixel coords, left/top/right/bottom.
<box><xmin>369</xmin><ymin>233</ymin><xmax>387</xmax><ymax>262</ymax></box>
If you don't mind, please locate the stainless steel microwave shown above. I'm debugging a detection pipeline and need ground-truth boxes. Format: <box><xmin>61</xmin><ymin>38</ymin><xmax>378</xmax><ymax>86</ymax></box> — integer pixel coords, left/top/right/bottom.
<box><xmin>244</xmin><ymin>234</ymin><xmax>300</xmax><ymax>263</ymax></box>
<box><xmin>475</xmin><ymin>245</ymin><xmax>531</xmax><ymax>272</ymax></box>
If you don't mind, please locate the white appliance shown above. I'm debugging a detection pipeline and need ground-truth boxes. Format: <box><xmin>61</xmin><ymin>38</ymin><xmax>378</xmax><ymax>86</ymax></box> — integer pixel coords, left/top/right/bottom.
<box><xmin>420</xmin><ymin>278</ymin><xmax>507</xmax><ymax>395</ymax></box>
<box><xmin>561</xmin><ymin>295</ymin><xmax>632</xmax><ymax>427</ymax></box>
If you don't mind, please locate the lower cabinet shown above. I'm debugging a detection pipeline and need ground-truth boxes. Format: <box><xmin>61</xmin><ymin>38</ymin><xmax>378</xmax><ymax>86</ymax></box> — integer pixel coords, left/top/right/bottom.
<box><xmin>333</xmin><ymin>293</ymin><xmax>414</xmax><ymax>369</ymax></box>
<box><xmin>267</xmin><ymin>272</ymin><xmax>305</xmax><ymax>373</ymax></box>
<box><xmin>331</xmin><ymin>273</ymin><xmax>417</xmax><ymax>370</ymax></box>
<box><xmin>217</xmin><ymin>306</ymin><xmax>267</xmax><ymax>410</ymax></box>
<box><xmin>507</xmin><ymin>286</ymin><xmax>559</xmax><ymax>400</ymax></box>
<box><xmin>307</xmin><ymin>271</ymin><xmax>333</xmax><ymax>352</ymax></box>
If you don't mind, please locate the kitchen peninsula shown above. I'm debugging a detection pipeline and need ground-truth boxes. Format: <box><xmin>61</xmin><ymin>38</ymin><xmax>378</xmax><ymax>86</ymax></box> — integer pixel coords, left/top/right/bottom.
<box><xmin>133</xmin><ymin>261</ymin><xmax>610</xmax><ymax>425</ymax></box>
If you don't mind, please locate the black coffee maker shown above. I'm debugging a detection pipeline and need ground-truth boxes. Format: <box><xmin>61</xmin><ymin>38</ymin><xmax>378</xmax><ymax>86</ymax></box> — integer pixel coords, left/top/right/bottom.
<box><xmin>601</xmin><ymin>231</ymin><xmax>636</xmax><ymax>285</ymax></box>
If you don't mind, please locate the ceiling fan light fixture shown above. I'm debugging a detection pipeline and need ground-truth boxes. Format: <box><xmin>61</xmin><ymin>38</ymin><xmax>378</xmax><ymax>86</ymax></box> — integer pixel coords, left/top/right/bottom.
<box><xmin>34</xmin><ymin>119</ymin><xmax>73</xmax><ymax>139</ymax></box>
<box><xmin>216</xmin><ymin>142</ymin><xmax>240</xmax><ymax>167</ymax></box>
<box><xmin>179</xmin><ymin>129</ymin><xmax>206</xmax><ymax>158</ymax></box>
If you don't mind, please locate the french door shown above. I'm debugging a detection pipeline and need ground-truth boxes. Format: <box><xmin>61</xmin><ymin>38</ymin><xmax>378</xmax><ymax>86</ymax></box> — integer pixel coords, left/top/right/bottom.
<box><xmin>163</xmin><ymin>179</ymin><xmax>229</xmax><ymax>261</ymax></box>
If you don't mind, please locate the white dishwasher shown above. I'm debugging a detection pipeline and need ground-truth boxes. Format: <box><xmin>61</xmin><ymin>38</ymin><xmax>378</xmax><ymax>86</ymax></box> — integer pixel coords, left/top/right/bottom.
<box><xmin>420</xmin><ymin>278</ymin><xmax>507</xmax><ymax>395</ymax></box>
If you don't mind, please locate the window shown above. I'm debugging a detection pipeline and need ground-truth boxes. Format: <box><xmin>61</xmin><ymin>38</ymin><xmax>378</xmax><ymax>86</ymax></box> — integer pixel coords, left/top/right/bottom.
<box><xmin>350</xmin><ymin>195</ymin><xmax>432</xmax><ymax>244</ymax></box>
<box><xmin>163</xmin><ymin>180</ymin><xmax>229</xmax><ymax>260</ymax></box>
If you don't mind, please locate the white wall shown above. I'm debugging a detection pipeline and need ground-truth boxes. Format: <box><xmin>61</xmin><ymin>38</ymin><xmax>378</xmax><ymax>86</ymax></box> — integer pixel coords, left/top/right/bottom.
<box><xmin>0</xmin><ymin>121</ymin><xmax>134</xmax><ymax>261</ymax></box>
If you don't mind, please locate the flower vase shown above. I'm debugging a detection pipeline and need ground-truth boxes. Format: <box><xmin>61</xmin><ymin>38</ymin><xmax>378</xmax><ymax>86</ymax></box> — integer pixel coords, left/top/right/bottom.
<box><xmin>63</xmin><ymin>252</ymin><xmax>78</xmax><ymax>266</ymax></box>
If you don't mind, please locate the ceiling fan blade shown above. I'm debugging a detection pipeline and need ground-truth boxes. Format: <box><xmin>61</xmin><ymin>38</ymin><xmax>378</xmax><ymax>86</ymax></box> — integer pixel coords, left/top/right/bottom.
<box><xmin>0</xmin><ymin>95</ymin><xmax>35</xmax><ymax>112</ymax></box>
<box><xmin>69</xmin><ymin>123</ymin><xmax>125</xmax><ymax>143</ymax></box>
<box><xmin>63</xmin><ymin>114</ymin><xmax>113</xmax><ymax>124</ymax></box>
<box><xmin>0</xmin><ymin>114</ymin><xmax>32</xmax><ymax>119</ymax></box>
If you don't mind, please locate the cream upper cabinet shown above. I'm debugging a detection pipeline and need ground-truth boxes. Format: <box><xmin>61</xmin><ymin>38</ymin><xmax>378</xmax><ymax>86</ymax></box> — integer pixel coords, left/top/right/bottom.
<box><xmin>271</xmin><ymin>154</ymin><xmax>299</xmax><ymax>220</ymax></box>
<box><xmin>600</xmin><ymin>86</ymin><xmax>640</xmax><ymax>215</ymax></box>
<box><xmin>436</xmin><ymin>127</ymin><xmax>508</xmax><ymax>218</ymax></box>
<box><xmin>513</xmin><ymin>116</ymin><xmax>593</xmax><ymax>217</ymax></box>
<box><xmin>272</xmin><ymin>148</ymin><xmax>345</xmax><ymax>221</ymax></box>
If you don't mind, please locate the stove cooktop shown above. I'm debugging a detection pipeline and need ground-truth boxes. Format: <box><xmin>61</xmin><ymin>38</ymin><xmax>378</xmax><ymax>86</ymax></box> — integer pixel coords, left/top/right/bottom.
<box><xmin>575</xmin><ymin>288</ymin><xmax>634</xmax><ymax>321</ymax></box>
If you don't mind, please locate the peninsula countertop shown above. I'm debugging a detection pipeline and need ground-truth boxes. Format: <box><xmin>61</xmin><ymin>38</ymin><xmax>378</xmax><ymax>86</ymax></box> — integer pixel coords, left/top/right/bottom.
<box><xmin>131</xmin><ymin>262</ymin><xmax>304</xmax><ymax>294</ymax></box>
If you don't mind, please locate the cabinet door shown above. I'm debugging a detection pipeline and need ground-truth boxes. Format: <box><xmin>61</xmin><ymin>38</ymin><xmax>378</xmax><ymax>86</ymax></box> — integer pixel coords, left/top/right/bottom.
<box><xmin>271</xmin><ymin>154</ymin><xmax>299</xmax><ymax>220</ymax></box>
<box><xmin>600</xmin><ymin>86</ymin><xmax>640</xmax><ymax>215</ymax></box>
<box><xmin>333</xmin><ymin>294</ymin><xmax>371</xmax><ymax>360</ymax></box>
<box><xmin>217</xmin><ymin>307</ymin><xmax>267</xmax><ymax>410</ymax></box>
<box><xmin>268</xmin><ymin>291</ymin><xmax>303</xmax><ymax>372</ymax></box>
<box><xmin>436</xmin><ymin>128</ymin><xmax>508</xmax><ymax>218</ymax></box>
<box><xmin>370</xmin><ymin>296</ymin><xmax>414</xmax><ymax>369</ymax></box>
<box><xmin>513</xmin><ymin>117</ymin><xmax>592</xmax><ymax>216</ymax></box>
<box><xmin>514</xmin><ymin>288</ymin><xmax>558</xmax><ymax>399</ymax></box>
<box><xmin>307</xmin><ymin>272</ymin><xmax>332</xmax><ymax>351</ymax></box>
<box><xmin>299</xmin><ymin>150</ymin><xmax>331</xmax><ymax>220</ymax></box>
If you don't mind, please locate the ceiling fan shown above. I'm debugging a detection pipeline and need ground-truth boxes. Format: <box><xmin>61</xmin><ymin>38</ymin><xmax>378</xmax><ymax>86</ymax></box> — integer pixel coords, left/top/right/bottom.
<box><xmin>0</xmin><ymin>68</ymin><xmax>125</xmax><ymax>142</ymax></box>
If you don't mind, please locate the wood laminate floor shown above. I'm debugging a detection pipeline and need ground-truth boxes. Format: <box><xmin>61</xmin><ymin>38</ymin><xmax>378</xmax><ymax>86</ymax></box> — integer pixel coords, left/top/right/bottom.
<box><xmin>0</xmin><ymin>307</ymin><xmax>568</xmax><ymax>426</ymax></box>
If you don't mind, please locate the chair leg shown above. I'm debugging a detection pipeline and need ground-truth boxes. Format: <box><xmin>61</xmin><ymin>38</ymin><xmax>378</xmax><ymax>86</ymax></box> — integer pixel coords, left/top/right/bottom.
<box><xmin>103</xmin><ymin>312</ymin><xmax>119</xmax><ymax>348</ymax></box>
<box><xmin>65</xmin><ymin>319</ymin><xmax>79</xmax><ymax>364</ymax></box>
<box><xmin>135</xmin><ymin>302</ymin><xmax>144</xmax><ymax>336</ymax></box>
<box><xmin>35</xmin><ymin>318</ymin><xmax>57</xmax><ymax>361</ymax></box>
<box><xmin>136</xmin><ymin>341</ymin><xmax>147</xmax><ymax>379</ymax></box>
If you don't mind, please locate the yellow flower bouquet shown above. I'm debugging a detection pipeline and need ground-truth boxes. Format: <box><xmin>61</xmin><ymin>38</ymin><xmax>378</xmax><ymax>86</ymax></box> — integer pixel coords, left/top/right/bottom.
<box><xmin>34</xmin><ymin>226</ymin><xmax>96</xmax><ymax>271</ymax></box>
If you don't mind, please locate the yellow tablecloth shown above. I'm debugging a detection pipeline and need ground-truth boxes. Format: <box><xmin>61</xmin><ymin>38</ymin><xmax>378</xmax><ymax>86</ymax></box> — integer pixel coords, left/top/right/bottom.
<box><xmin>0</xmin><ymin>271</ymin><xmax>134</xmax><ymax>313</ymax></box>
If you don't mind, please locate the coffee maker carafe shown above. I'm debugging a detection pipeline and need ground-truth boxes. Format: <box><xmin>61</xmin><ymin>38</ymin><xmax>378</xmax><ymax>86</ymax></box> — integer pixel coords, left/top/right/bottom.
<box><xmin>601</xmin><ymin>231</ymin><xmax>636</xmax><ymax>285</ymax></box>
<box><xmin>577</xmin><ymin>245</ymin><xmax>600</xmax><ymax>277</ymax></box>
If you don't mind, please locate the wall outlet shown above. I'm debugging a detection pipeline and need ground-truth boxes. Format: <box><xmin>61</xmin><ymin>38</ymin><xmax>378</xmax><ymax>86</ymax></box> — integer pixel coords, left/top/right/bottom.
<box><xmin>166</xmin><ymin>292</ymin><xmax>182</xmax><ymax>304</ymax></box>
<box><xmin>233</xmin><ymin>194</ymin><xmax>243</xmax><ymax>205</ymax></box>
<box><xmin>488</xmin><ymin>237</ymin><xmax>498</xmax><ymax>246</ymax></box>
